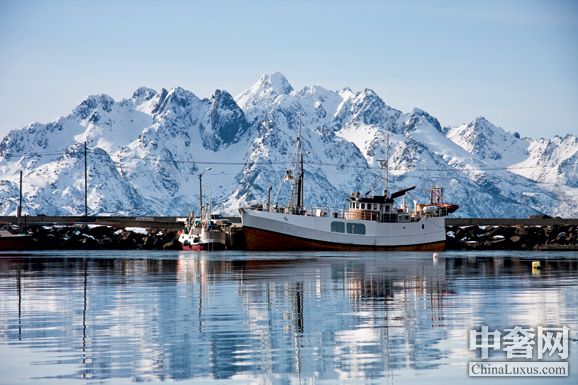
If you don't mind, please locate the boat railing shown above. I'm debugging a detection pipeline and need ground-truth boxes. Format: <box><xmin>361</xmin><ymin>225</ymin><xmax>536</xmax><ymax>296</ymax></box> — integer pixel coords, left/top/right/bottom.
<box><xmin>307</xmin><ymin>207</ymin><xmax>348</xmax><ymax>219</ymax></box>
<box><xmin>264</xmin><ymin>205</ymin><xmax>348</xmax><ymax>219</ymax></box>
<box><xmin>412</xmin><ymin>206</ymin><xmax>449</xmax><ymax>219</ymax></box>
<box><xmin>422</xmin><ymin>206</ymin><xmax>449</xmax><ymax>218</ymax></box>
<box><xmin>263</xmin><ymin>204</ymin><xmax>450</xmax><ymax>220</ymax></box>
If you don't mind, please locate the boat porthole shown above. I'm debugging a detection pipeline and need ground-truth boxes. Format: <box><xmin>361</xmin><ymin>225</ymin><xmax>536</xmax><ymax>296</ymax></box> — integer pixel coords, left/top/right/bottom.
<box><xmin>422</xmin><ymin>224</ymin><xmax>425</xmax><ymax>229</ymax></box>
<box><xmin>403</xmin><ymin>226</ymin><xmax>405</xmax><ymax>230</ymax></box>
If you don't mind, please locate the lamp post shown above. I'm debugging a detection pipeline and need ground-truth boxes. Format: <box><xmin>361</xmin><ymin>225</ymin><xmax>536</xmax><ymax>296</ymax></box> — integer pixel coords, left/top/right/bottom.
<box><xmin>199</xmin><ymin>167</ymin><xmax>212</xmax><ymax>217</ymax></box>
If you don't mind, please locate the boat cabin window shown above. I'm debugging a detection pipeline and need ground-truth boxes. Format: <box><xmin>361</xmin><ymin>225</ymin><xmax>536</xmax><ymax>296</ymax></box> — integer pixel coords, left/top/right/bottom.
<box><xmin>346</xmin><ymin>223</ymin><xmax>366</xmax><ymax>235</ymax></box>
<box><xmin>361</xmin><ymin>203</ymin><xmax>365</xmax><ymax>209</ymax></box>
<box><xmin>385</xmin><ymin>205</ymin><xmax>390</xmax><ymax>212</ymax></box>
<box><xmin>330</xmin><ymin>221</ymin><xmax>345</xmax><ymax>233</ymax></box>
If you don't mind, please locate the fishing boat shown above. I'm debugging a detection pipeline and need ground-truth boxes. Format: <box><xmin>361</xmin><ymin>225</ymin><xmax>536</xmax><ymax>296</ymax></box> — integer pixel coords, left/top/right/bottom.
<box><xmin>240</xmin><ymin>132</ymin><xmax>458</xmax><ymax>251</ymax></box>
<box><xmin>178</xmin><ymin>214</ymin><xmax>228</xmax><ymax>251</ymax></box>
<box><xmin>178</xmin><ymin>174</ymin><xmax>230</xmax><ymax>251</ymax></box>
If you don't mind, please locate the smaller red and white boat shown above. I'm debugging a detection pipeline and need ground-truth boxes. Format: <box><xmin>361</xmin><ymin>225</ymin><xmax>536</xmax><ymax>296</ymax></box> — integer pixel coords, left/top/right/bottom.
<box><xmin>178</xmin><ymin>209</ymin><xmax>229</xmax><ymax>251</ymax></box>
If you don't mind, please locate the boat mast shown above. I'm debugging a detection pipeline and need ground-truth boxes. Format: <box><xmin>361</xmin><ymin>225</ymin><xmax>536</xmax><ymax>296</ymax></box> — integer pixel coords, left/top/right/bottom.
<box><xmin>385</xmin><ymin>134</ymin><xmax>389</xmax><ymax>197</ymax></box>
<box><xmin>199</xmin><ymin>167</ymin><xmax>212</xmax><ymax>218</ymax></box>
<box><xmin>286</xmin><ymin>118</ymin><xmax>304</xmax><ymax>213</ymax></box>
<box><xmin>293</xmin><ymin>122</ymin><xmax>304</xmax><ymax>211</ymax></box>
<box><xmin>378</xmin><ymin>134</ymin><xmax>390</xmax><ymax>197</ymax></box>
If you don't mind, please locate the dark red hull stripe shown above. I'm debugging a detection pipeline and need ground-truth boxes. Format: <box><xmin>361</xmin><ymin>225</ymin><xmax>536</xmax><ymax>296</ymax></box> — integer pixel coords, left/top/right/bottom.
<box><xmin>243</xmin><ymin>226</ymin><xmax>445</xmax><ymax>251</ymax></box>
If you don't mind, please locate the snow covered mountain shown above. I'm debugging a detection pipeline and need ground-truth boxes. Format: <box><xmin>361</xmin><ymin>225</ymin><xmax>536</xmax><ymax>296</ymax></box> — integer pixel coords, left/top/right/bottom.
<box><xmin>1</xmin><ymin>72</ymin><xmax>577</xmax><ymax>218</ymax></box>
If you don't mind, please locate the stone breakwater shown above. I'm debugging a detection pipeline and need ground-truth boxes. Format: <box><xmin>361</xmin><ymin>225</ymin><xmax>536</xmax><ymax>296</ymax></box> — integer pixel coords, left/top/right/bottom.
<box><xmin>22</xmin><ymin>224</ymin><xmax>182</xmax><ymax>250</ymax></box>
<box><xmin>1</xmin><ymin>223</ymin><xmax>577</xmax><ymax>251</ymax></box>
<box><xmin>446</xmin><ymin>224</ymin><xmax>577</xmax><ymax>250</ymax></box>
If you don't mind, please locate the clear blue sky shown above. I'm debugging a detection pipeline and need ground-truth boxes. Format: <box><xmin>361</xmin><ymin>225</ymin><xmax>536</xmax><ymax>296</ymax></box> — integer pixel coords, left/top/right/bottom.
<box><xmin>1</xmin><ymin>0</ymin><xmax>577</xmax><ymax>139</ymax></box>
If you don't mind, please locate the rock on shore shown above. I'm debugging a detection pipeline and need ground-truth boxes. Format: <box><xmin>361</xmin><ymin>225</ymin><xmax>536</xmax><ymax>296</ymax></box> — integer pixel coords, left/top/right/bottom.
<box><xmin>21</xmin><ymin>224</ymin><xmax>181</xmax><ymax>250</ymax></box>
<box><xmin>446</xmin><ymin>224</ymin><xmax>577</xmax><ymax>250</ymax></box>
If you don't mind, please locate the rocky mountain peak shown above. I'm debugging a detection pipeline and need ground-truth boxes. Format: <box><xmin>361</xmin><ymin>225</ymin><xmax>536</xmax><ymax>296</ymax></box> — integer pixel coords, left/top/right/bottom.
<box><xmin>211</xmin><ymin>89</ymin><xmax>236</xmax><ymax>107</ymax></box>
<box><xmin>401</xmin><ymin>108</ymin><xmax>443</xmax><ymax>134</ymax></box>
<box><xmin>74</xmin><ymin>94</ymin><xmax>115</xmax><ymax>120</ymax></box>
<box><xmin>150</xmin><ymin>87</ymin><xmax>200</xmax><ymax>116</ymax></box>
<box><xmin>236</xmin><ymin>72</ymin><xmax>294</xmax><ymax>109</ymax></box>
<box><xmin>131</xmin><ymin>87</ymin><xmax>157</xmax><ymax>104</ymax></box>
<box><xmin>334</xmin><ymin>88</ymin><xmax>401</xmax><ymax>130</ymax></box>
<box><xmin>257</xmin><ymin>72</ymin><xmax>293</xmax><ymax>94</ymax></box>
<box><xmin>203</xmin><ymin>89</ymin><xmax>249</xmax><ymax>151</ymax></box>
<box><xmin>447</xmin><ymin>116</ymin><xmax>529</xmax><ymax>166</ymax></box>
<box><xmin>470</xmin><ymin>116</ymin><xmax>497</xmax><ymax>133</ymax></box>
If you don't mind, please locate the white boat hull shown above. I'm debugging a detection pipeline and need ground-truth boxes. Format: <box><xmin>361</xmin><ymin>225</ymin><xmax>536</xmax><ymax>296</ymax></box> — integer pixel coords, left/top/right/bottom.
<box><xmin>178</xmin><ymin>229</ymin><xmax>227</xmax><ymax>250</ymax></box>
<box><xmin>240</xmin><ymin>209</ymin><xmax>446</xmax><ymax>251</ymax></box>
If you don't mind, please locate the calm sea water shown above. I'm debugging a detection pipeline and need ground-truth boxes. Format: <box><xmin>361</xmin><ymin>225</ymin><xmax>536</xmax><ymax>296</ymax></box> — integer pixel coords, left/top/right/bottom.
<box><xmin>0</xmin><ymin>250</ymin><xmax>576</xmax><ymax>385</ymax></box>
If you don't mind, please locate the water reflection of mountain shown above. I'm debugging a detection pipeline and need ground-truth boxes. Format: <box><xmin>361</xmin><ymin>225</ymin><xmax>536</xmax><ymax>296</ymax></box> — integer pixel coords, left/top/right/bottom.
<box><xmin>0</xmin><ymin>252</ymin><xmax>576</xmax><ymax>382</ymax></box>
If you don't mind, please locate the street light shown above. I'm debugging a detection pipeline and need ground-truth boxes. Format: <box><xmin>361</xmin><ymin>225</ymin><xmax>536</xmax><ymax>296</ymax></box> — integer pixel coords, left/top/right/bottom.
<box><xmin>199</xmin><ymin>167</ymin><xmax>212</xmax><ymax>217</ymax></box>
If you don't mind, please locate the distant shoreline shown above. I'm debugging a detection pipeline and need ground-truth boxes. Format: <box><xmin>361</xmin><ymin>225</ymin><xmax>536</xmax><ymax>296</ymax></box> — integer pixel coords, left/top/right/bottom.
<box><xmin>2</xmin><ymin>215</ymin><xmax>578</xmax><ymax>228</ymax></box>
<box><xmin>1</xmin><ymin>215</ymin><xmax>577</xmax><ymax>251</ymax></box>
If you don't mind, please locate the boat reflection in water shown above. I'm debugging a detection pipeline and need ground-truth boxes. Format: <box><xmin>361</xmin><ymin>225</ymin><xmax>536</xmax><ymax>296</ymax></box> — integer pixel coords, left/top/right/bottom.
<box><xmin>0</xmin><ymin>251</ymin><xmax>577</xmax><ymax>384</ymax></box>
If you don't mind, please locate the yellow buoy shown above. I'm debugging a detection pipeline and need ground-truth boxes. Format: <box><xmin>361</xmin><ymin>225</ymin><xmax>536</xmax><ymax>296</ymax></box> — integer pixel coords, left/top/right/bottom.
<box><xmin>532</xmin><ymin>261</ymin><xmax>542</xmax><ymax>275</ymax></box>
